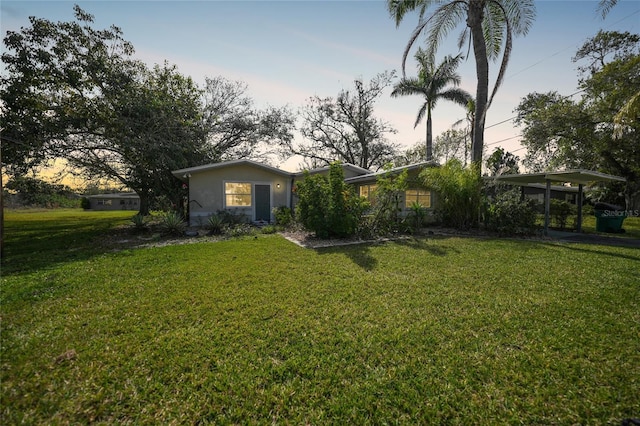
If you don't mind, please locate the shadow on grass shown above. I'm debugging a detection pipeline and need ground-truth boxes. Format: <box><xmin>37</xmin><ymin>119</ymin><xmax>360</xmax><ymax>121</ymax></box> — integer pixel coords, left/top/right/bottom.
<box><xmin>540</xmin><ymin>242</ymin><xmax>640</xmax><ymax>262</ymax></box>
<box><xmin>315</xmin><ymin>236</ymin><xmax>456</xmax><ymax>270</ymax></box>
<box><xmin>2</xmin><ymin>213</ymin><xmax>134</xmax><ymax>276</ymax></box>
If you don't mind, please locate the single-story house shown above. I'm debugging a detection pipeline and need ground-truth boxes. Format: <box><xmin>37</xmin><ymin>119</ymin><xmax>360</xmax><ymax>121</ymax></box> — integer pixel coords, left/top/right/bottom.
<box><xmin>86</xmin><ymin>192</ymin><xmax>140</xmax><ymax>211</ymax></box>
<box><xmin>172</xmin><ymin>160</ymin><xmax>438</xmax><ymax>226</ymax></box>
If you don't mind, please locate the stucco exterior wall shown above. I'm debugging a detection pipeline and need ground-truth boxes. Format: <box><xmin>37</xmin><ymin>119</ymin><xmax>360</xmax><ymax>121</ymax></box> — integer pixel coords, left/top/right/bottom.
<box><xmin>187</xmin><ymin>164</ymin><xmax>291</xmax><ymax>225</ymax></box>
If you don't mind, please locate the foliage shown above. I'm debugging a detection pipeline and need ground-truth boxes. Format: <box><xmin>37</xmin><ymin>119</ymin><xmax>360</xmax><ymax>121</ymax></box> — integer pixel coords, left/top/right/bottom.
<box><xmin>485</xmin><ymin>189</ymin><xmax>538</xmax><ymax>235</ymax></box>
<box><xmin>201</xmin><ymin>76</ymin><xmax>295</xmax><ymax>162</ymax></box>
<box><xmin>272</xmin><ymin>206</ymin><xmax>293</xmax><ymax>227</ymax></box>
<box><xmin>407</xmin><ymin>201</ymin><xmax>427</xmax><ymax>232</ymax></box>
<box><xmin>282</xmin><ymin>72</ymin><xmax>399</xmax><ymax>170</ymax></box>
<box><xmin>4</xmin><ymin>176</ymin><xmax>79</xmax><ymax>208</ymax></box>
<box><xmin>388</xmin><ymin>0</ymin><xmax>536</xmax><ymax>164</ymax></box>
<box><xmin>485</xmin><ymin>147</ymin><xmax>520</xmax><ymax>176</ymax></box>
<box><xmin>295</xmin><ymin>163</ymin><xmax>368</xmax><ymax>238</ymax></box>
<box><xmin>2</xmin><ymin>210</ymin><xmax>639</xmax><ymax>424</ymax></box>
<box><xmin>420</xmin><ymin>159</ymin><xmax>482</xmax><ymax>229</ymax></box>
<box><xmin>216</xmin><ymin>209</ymin><xmax>250</xmax><ymax>225</ymax></box>
<box><xmin>572</xmin><ymin>30</ymin><xmax>639</xmax><ymax>77</ymax></box>
<box><xmin>224</xmin><ymin>223</ymin><xmax>256</xmax><ymax>238</ymax></box>
<box><xmin>550</xmin><ymin>199</ymin><xmax>576</xmax><ymax>230</ymax></box>
<box><xmin>366</xmin><ymin>168</ymin><xmax>409</xmax><ymax>236</ymax></box>
<box><xmin>131</xmin><ymin>213</ymin><xmax>147</xmax><ymax>231</ymax></box>
<box><xmin>205</xmin><ymin>214</ymin><xmax>224</xmax><ymax>235</ymax></box>
<box><xmin>434</xmin><ymin>129</ymin><xmax>470</xmax><ymax>165</ymax></box>
<box><xmin>158</xmin><ymin>211</ymin><xmax>186</xmax><ymax>236</ymax></box>
<box><xmin>80</xmin><ymin>197</ymin><xmax>91</xmax><ymax>210</ymax></box>
<box><xmin>0</xmin><ymin>6</ymin><xmax>210</xmax><ymax>215</ymax></box>
<box><xmin>391</xmin><ymin>50</ymin><xmax>471</xmax><ymax>161</ymax></box>
<box><xmin>515</xmin><ymin>32</ymin><xmax>640</xmax><ymax>209</ymax></box>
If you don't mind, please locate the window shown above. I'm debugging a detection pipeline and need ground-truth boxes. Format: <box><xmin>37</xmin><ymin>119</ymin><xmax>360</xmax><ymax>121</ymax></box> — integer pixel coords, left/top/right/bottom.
<box><xmin>97</xmin><ymin>199</ymin><xmax>112</xmax><ymax>206</ymax></box>
<box><xmin>225</xmin><ymin>182</ymin><xmax>252</xmax><ymax>207</ymax></box>
<box><xmin>405</xmin><ymin>189</ymin><xmax>431</xmax><ymax>208</ymax></box>
<box><xmin>359</xmin><ymin>184</ymin><xmax>378</xmax><ymax>203</ymax></box>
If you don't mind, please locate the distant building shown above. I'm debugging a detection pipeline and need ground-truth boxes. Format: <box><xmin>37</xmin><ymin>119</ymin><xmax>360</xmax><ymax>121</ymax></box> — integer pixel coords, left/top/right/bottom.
<box><xmin>86</xmin><ymin>192</ymin><xmax>140</xmax><ymax>211</ymax></box>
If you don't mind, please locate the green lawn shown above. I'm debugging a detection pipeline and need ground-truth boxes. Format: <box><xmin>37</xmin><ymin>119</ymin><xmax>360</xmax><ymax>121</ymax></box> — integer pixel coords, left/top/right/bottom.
<box><xmin>2</xmin><ymin>210</ymin><xmax>639</xmax><ymax>424</ymax></box>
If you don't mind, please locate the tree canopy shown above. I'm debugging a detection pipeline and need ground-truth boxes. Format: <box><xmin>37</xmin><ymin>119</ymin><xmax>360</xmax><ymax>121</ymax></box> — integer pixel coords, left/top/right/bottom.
<box><xmin>387</xmin><ymin>0</ymin><xmax>536</xmax><ymax>166</ymax></box>
<box><xmin>391</xmin><ymin>50</ymin><xmax>471</xmax><ymax>162</ymax></box>
<box><xmin>515</xmin><ymin>31</ymin><xmax>640</xmax><ymax>209</ymax></box>
<box><xmin>281</xmin><ymin>72</ymin><xmax>399</xmax><ymax>171</ymax></box>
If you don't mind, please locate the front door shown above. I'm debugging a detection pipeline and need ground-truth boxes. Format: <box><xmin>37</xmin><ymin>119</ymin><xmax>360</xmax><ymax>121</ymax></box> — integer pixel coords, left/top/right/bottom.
<box><xmin>255</xmin><ymin>184</ymin><xmax>271</xmax><ymax>222</ymax></box>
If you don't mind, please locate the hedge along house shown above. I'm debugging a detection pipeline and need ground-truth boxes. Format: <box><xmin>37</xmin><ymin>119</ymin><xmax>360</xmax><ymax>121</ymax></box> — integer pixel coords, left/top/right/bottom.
<box><xmin>172</xmin><ymin>159</ymin><xmax>371</xmax><ymax>226</ymax></box>
<box><xmin>344</xmin><ymin>161</ymin><xmax>439</xmax><ymax>221</ymax></box>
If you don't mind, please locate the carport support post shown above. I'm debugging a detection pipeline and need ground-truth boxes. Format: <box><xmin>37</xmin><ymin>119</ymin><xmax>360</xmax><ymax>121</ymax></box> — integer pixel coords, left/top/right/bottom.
<box><xmin>577</xmin><ymin>184</ymin><xmax>584</xmax><ymax>233</ymax></box>
<box><xmin>544</xmin><ymin>179</ymin><xmax>551</xmax><ymax>236</ymax></box>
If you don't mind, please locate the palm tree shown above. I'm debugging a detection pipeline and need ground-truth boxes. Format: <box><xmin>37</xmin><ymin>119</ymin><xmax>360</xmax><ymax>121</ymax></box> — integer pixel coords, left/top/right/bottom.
<box><xmin>391</xmin><ymin>50</ymin><xmax>472</xmax><ymax>162</ymax></box>
<box><xmin>388</xmin><ymin>0</ymin><xmax>536</xmax><ymax>166</ymax></box>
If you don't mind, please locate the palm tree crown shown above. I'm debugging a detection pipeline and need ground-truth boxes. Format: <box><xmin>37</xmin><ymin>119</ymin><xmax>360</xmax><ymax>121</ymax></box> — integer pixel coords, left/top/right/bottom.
<box><xmin>391</xmin><ymin>50</ymin><xmax>472</xmax><ymax>161</ymax></box>
<box><xmin>388</xmin><ymin>0</ymin><xmax>536</xmax><ymax>165</ymax></box>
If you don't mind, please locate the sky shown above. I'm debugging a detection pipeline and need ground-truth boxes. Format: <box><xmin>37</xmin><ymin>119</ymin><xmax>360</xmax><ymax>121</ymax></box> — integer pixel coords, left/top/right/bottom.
<box><xmin>2</xmin><ymin>0</ymin><xmax>639</xmax><ymax>173</ymax></box>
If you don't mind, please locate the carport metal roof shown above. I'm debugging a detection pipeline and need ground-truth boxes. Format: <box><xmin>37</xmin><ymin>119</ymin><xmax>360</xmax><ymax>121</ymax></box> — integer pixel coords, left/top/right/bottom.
<box><xmin>493</xmin><ymin>169</ymin><xmax>626</xmax><ymax>235</ymax></box>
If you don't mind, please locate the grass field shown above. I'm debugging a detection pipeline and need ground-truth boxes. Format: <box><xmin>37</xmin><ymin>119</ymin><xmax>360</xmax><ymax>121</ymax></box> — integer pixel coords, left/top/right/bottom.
<box><xmin>2</xmin><ymin>209</ymin><xmax>639</xmax><ymax>424</ymax></box>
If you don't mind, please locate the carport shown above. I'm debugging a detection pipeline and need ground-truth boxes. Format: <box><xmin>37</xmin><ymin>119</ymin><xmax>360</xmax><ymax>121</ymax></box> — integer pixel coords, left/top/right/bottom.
<box><xmin>493</xmin><ymin>170</ymin><xmax>626</xmax><ymax>236</ymax></box>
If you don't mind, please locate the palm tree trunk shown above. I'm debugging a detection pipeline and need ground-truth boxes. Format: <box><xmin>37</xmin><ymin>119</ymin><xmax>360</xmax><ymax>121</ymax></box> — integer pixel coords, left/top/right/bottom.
<box><xmin>468</xmin><ymin>0</ymin><xmax>489</xmax><ymax>167</ymax></box>
<box><xmin>426</xmin><ymin>107</ymin><xmax>433</xmax><ymax>162</ymax></box>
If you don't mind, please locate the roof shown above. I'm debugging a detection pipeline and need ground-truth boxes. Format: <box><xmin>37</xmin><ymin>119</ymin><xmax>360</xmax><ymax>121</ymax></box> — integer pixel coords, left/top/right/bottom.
<box><xmin>295</xmin><ymin>163</ymin><xmax>371</xmax><ymax>177</ymax></box>
<box><xmin>87</xmin><ymin>192</ymin><xmax>140</xmax><ymax>199</ymax></box>
<box><xmin>344</xmin><ymin>161</ymin><xmax>438</xmax><ymax>184</ymax></box>
<box><xmin>173</xmin><ymin>159</ymin><xmax>373</xmax><ymax>181</ymax></box>
<box><xmin>172</xmin><ymin>159</ymin><xmax>291</xmax><ymax>181</ymax></box>
<box><xmin>493</xmin><ymin>169</ymin><xmax>626</xmax><ymax>186</ymax></box>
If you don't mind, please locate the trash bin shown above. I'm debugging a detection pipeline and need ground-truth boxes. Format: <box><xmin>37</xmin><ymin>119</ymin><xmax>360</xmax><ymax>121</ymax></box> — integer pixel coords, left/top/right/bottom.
<box><xmin>594</xmin><ymin>202</ymin><xmax>626</xmax><ymax>233</ymax></box>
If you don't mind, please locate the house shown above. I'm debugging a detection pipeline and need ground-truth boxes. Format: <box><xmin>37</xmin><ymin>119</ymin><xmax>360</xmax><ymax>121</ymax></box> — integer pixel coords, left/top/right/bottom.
<box><xmin>172</xmin><ymin>160</ymin><xmax>437</xmax><ymax>226</ymax></box>
<box><xmin>345</xmin><ymin>161</ymin><xmax>438</xmax><ymax>221</ymax></box>
<box><xmin>86</xmin><ymin>192</ymin><xmax>140</xmax><ymax>211</ymax></box>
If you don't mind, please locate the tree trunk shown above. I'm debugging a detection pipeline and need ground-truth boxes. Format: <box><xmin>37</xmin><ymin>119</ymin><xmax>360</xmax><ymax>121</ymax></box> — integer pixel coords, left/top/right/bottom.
<box><xmin>138</xmin><ymin>192</ymin><xmax>151</xmax><ymax>216</ymax></box>
<box><xmin>426</xmin><ymin>107</ymin><xmax>433</xmax><ymax>162</ymax></box>
<box><xmin>468</xmin><ymin>0</ymin><xmax>489</xmax><ymax>168</ymax></box>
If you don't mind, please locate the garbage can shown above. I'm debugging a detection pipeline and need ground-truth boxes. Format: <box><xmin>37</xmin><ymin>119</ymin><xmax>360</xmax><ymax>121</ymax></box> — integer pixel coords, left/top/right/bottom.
<box><xmin>594</xmin><ymin>202</ymin><xmax>626</xmax><ymax>233</ymax></box>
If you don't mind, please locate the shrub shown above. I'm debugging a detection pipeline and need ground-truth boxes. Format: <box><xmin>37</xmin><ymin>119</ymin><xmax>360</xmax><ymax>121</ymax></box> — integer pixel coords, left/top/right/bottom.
<box><xmin>216</xmin><ymin>209</ymin><xmax>249</xmax><ymax>225</ymax></box>
<box><xmin>550</xmin><ymin>199</ymin><xmax>576</xmax><ymax>229</ymax></box>
<box><xmin>205</xmin><ymin>214</ymin><xmax>224</xmax><ymax>235</ymax></box>
<box><xmin>365</xmin><ymin>168</ymin><xmax>408</xmax><ymax>236</ymax></box>
<box><xmin>485</xmin><ymin>189</ymin><xmax>539</xmax><ymax>235</ymax></box>
<box><xmin>224</xmin><ymin>223</ymin><xmax>256</xmax><ymax>238</ymax></box>
<box><xmin>261</xmin><ymin>225</ymin><xmax>278</xmax><ymax>234</ymax></box>
<box><xmin>421</xmin><ymin>160</ymin><xmax>482</xmax><ymax>229</ymax></box>
<box><xmin>80</xmin><ymin>197</ymin><xmax>91</xmax><ymax>210</ymax></box>
<box><xmin>131</xmin><ymin>213</ymin><xmax>147</xmax><ymax>231</ymax></box>
<box><xmin>159</xmin><ymin>211</ymin><xmax>186</xmax><ymax>236</ymax></box>
<box><xmin>408</xmin><ymin>201</ymin><xmax>427</xmax><ymax>233</ymax></box>
<box><xmin>296</xmin><ymin>163</ymin><xmax>368</xmax><ymax>239</ymax></box>
<box><xmin>273</xmin><ymin>206</ymin><xmax>293</xmax><ymax>227</ymax></box>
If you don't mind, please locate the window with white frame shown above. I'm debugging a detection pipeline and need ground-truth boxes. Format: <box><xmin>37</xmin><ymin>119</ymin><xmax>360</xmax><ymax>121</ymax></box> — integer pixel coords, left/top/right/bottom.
<box><xmin>405</xmin><ymin>189</ymin><xmax>431</xmax><ymax>208</ymax></box>
<box><xmin>225</xmin><ymin>182</ymin><xmax>252</xmax><ymax>207</ymax></box>
<box><xmin>359</xmin><ymin>184</ymin><xmax>378</xmax><ymax>204</ymax></box>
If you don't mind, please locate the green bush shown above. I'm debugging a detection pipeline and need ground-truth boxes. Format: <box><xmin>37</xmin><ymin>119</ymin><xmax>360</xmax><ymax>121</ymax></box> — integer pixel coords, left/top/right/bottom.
<box><xmin>216</xmin><ymin>209</ymin><xmax>249</xmax><ymax>225</ymax></box>
<box><xmin>205</xmin><ymin>214</ymin><xmax>224</xmax><ymax>235</ymax></box>
<box><xmin>295</xmin><ymin>162</ymin><xmax>368</xmax><ymax>238</ymax></box>
<box><xmin>486</xmin><ymin>189</ymin><xmax>539</xmax><ymax>235</ymax></box>
<box><xmin>224</xmin><ymin>223</ymin><xmax>256</xmax><ymax>238</ymax></box>
<box><xmin>408</xmin><ymin>201</ymin><xmax>427</xmax><ymax>233</ymax></box>
<box><xmin>159</xmin><ymin>211</ymin><xmax>186</xmax><ymax>236</ymax></box>
<box><xmin>550</xmin><ymin>199</ymin><xmax>576</xmax><ymax>229</ymax></box>
<box><xmin>131</xmin><ymin>213</ymin><xmax>147</xmax><ymax>231</ymax></box>
<box><xmin>273</xmin><ymin>206</ymin><xmax>293</xmax><ymax>227</ymax></box>
<box><xmin>365</xmin><ymin>168</ymin><xmax>408</xmax><ymax>236</ymax></box>
<box><xmin>421</xmin><ymin>160</ymin><xmax>482</xmax><ymax>229</ymax></box>
<box><xmin>80</xmin><ymin>197</ymin><xmax>91</xmax><ymax>210</ymax></box>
